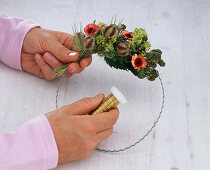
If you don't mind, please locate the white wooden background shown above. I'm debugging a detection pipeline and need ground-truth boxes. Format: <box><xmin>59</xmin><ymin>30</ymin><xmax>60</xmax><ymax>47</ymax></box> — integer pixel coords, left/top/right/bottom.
<box><xmin>0</xmin><ymin>0</ymin><xmax>210</xmax><ymax>170</ymax></box>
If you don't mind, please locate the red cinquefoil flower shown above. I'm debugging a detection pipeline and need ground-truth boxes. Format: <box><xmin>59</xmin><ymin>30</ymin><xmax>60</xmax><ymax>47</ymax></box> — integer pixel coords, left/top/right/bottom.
<box><xmin>84</xmin><ymin>24</ymin><xmax>101</xmax><ymax>35</ymax></box>
<box><xmin>122</xmin><ymin>30</ymin><xmax>134</xmax><ymax>40</ymax></box>
<box><xmin>131</xmin><ymin>54</ymin><xmax>147</xmax><ymax>69</ymax></box>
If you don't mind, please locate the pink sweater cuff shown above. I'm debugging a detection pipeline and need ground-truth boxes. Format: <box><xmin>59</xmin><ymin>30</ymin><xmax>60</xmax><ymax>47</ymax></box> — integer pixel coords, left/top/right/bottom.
<box><xmin>11</xmin><ymin>20</ymin><xmax>40</xmax><ymax>70</ymax></box>
<box><xmin>0</xmin><ymin>13</ymin><xmax>40</xmax><ymax>70</ymax></box>
<box><xmin>0</xmin><ymin>114</ymin><xmax>58</xmax><ymax>169</ymax></box>
<box><xmin>36</xmin><ymin>114</ymin><xmax>59</xmax><ymax>169</ymax></box>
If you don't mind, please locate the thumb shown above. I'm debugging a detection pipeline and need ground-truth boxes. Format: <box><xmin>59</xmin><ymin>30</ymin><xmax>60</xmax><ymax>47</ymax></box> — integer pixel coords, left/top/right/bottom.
<box><xmin>64</xmin><ymin>94</ymin><xmax>104</xmax><ymax>115</ymax></box>
<box><xmin>47</xmin><ymin>39</ymin><xmax>80</xmax><ymax>63</ymax></box>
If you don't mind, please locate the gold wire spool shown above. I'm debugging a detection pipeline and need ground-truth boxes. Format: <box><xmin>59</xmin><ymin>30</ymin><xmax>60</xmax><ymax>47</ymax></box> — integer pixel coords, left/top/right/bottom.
<box><xmin>91</xmin><ymin>86</ymin><xmax>127</xmax><ymax>115</ymax></box>
<box><xmin>91</xmin><ymin>93</ymin><xmax>120</xmax><ymax>115</ymax></box>
<box><xmin>55</xmin><ymin>75</ymin><xmax>165</xmax><ymax>153</ymax></box>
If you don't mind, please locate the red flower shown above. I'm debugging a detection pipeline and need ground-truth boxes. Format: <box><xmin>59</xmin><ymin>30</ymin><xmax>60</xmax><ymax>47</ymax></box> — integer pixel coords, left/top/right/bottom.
<box><xmin>84</xmin><ymin>24</ymin><xmax>101</xmax><ymax>35</ymax></box>
<box><xmin>122</xmin><ymin>30</ymin><xmax>134</xmax><ymax>40</ymax></box>
<box><xmin>131</xmin><ymin>54</ymin><xmax>147</xmax><ymax>69</ymax></box>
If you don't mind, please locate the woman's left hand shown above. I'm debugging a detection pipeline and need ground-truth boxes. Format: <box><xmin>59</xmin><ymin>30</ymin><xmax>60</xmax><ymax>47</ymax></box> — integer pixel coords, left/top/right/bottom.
<box><xmin>21</xmin><ymin>28</ymin><xmax>92</xmax><ymax>80</ymax></box>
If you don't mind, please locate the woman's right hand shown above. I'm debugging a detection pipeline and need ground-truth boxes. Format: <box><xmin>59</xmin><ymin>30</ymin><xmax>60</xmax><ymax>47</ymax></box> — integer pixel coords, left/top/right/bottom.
<box><xmin>21</xmin><ymin>28</ymin><xmax>92</xmax><ymax>80</ymax></box>
<box><xmin>46</xmin><ymin>94</ymin><xmax>119</xmax><ymax>164</ymax></box>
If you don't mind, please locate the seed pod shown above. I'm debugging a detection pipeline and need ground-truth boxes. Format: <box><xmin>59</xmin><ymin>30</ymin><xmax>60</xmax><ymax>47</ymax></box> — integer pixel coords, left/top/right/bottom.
<box><xmin>117</xmin><ymin>42</ymin><xmax>130</xmax><ymax>56</ymax></box>
<box><xmin>83</xmin><ymin>37</ymin><xmax>96</xmax><ymax>51</ymax></box>
<box><xmin>73</xmin><ymin>32</ymin><xmax>86</xmax><ymax>51</ymax></box>
<box><xmin>104</xmin><ymin>24</ymin><xmax>119</xmax><ymax>38</ymax></box>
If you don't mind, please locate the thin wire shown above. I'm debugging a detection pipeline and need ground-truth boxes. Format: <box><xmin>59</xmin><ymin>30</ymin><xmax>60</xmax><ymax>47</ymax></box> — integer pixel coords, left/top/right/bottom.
<box><xmin>56</xmin><ymin>72</ymin><xmax>165</xmax><ymax>153</ymax></box>
<box><xmin>56</xmin><ymin>72</ymin><xmax>67</xmax><ymax>109</ymax></box>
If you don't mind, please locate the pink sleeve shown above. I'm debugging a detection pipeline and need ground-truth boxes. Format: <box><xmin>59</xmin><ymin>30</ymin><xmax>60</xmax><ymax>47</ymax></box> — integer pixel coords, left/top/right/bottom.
<box><xmin>0</xmin><ymin>114</ymin><xmax>58</xmax><ymax>169</ymax></box>
<box><xmin>0</xmin><ymin>13</ymin><xmax>58</xmax><ymax>169</ymax></box>
<box><xmin>0</xmin><ymin>12</ymin><xmax>40</xmax><ymax>70</ymax></box>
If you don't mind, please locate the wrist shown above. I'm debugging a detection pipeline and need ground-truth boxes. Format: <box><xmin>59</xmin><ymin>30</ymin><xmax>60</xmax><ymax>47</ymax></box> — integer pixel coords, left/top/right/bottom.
<box><xmin>22</xmin><ymin>27</ymin><xmax>41</xmax><ymax>53</ymax></box>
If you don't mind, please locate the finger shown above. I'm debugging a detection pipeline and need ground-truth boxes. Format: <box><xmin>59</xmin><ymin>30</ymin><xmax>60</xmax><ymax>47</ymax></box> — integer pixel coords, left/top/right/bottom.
<box><xmin>80</xmin><ymin>56</ymin><xmax>92</xmax><ymax>69</ymax></box>
<box><xmin>92</xmin><ymin>108</ymin><xmax>119</xmax><ymax>132</ymax></box>
<box><xmin>21</xmin><ymin>53</ymin><xmax>42</xmax><ymax>77</ymax></box>
<box><xmin>43</xmin><ymin>52</ymin><xmax>64</xmax><ymax>69</ymax></box>
<box><xmin>63</xmin><ymin>94</ymin><xmax>104</xmax><ymax>115</ymax></box>
<box><xmin>43</xmin><ymin>52</ymin><xmax>73</xmax><ymax>78</ymax></box>
<box><xmin>50</xmin><ymin>31</ymin><xmax>75</xmax><ymax>50</ymax></box>
<box><xmin>46</xmin><ymin>39</ymin><xmax>79</xmax><ymax>63</ymax></box>
<box><xmin>67</xmin><ymin>63</ymin><xmax>83</xmax><ymax>74</ymax></box>
<box><xmin>65</xmin><ymin>72</ymin><xmax>73</xmax><ymax>78</ymax></box>
<box><xmin>35</xmin><ymin>54</ymin><xmax>57</xmax><ymax>80</ymax></box>
<box><xmin>95</xmin><ymin>127</ymin><xmax>113</xmax><ymax>144</ymax></box>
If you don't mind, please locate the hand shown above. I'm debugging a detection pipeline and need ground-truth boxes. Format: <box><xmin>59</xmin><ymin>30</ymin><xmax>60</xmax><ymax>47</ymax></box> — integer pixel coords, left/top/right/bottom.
<box><xmin>21</xmin><ymin>28</ymin><xmax>92</xmax><ymax>80</ymax></box>
<box><xmin>46</xmin><ymin>94</ymin><xmax>119</xmax><ymax>164</ymax></box>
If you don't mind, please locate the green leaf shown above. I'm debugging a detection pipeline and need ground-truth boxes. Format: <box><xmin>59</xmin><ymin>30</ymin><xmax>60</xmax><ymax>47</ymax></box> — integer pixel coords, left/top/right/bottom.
<box><xmin>159</xmin><ymin>59</ymin><xmax>166</xmax><ymax>67</ymax></box>
<box><xmin>138</xmin><ymin>70</ymin><xmax>146</xmax><ymax>79</ymax></box>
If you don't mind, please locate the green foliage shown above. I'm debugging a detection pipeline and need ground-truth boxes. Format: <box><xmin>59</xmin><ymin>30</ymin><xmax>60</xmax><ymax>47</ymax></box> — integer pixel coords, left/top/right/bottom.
<box><xmin>129</xmin><ymin>28</ymin><xmax>151</xmax><ymax>54</ymax></box>
<box><xmin>54</xmin><ymin>21</ymin><xmax>165</xmax><ymax>81</ymax></box>
<box><xmin>96</xmin><ymin>35</ymin><xmax>106</xmax><ymax>45</ymax></box>
<box><xmin>138</xmin><ymin>70</ymin><xmax>146</xmax><ymax>79</ymax></box>
<box><xmin>110</xmin><ymin>35</ymin><xmax>117</xmax><ymax>43</ymax></box>
<box><xmin>73</xmin><ymin>32</ymin><xmax>85</xmax><ymax>52</ymax></box>
<box><xmin>104</xmin><ymin>56</ymin><xmax>128</xmax><ymax>70</ymax></box>
<box><xmin>159</xmin><ymin>59</ymin><xmax>166</xmax><ymax>67</ymax></box>
<box><xmin>142</xmin><ymin>41</ymin><xmax>151</xmax><ymax>51</ymax></box>
<box><xmin>118</xmin><ymin>24</ymin><xmax>126</xmax><ymax>31</ymax></box>
<box><xmin>98</xmin><ymin>22</ymin><xmax>106</xmax><ymax>28</ymax></box>
<box><xmin>104</xmin><ymin>43</ymin><xmax>114</xmax><ymax>53</ymax></box>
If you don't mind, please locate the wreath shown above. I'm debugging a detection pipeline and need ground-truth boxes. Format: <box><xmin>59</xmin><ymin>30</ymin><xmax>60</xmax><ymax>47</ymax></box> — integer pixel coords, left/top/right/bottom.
<box><xmin>54</xmin><ymin>20</ymin><xmax>165</xmax><ymax>80</ymax></box>
<box><xmin>54</xmin><ymin>20</ymin><xmax>166</xmax><ymax>152</ymax></box>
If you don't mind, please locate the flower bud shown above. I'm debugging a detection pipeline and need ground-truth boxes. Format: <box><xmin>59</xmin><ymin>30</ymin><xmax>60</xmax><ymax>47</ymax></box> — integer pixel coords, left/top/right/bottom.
<box><xmin>117</xmin><ymin>42</ymin><xmax>130</xmax><ymax>56</ymax></box>
<box><xmin>118</xmin><ymin>24</ymin><xmax>126</xmax><ymax>31</ymax></box>
<box><xmin>158</xmin><ymin>59</ymin><xmax>165</xmax><ymax>67</ymax></box>
<box><xmin>84</xmin><ymin>37</ymin><xmax>96</xmax><ymax>51</ymax></box>
<box><xmin>104</xmin><ymin>24</ymin><xmax>119</xmax><ymax>38</ymax></box>
<box><xmin>73</xmin><ymin>32</ymin><xmax>86</xmax><ymax>50</ymax></box>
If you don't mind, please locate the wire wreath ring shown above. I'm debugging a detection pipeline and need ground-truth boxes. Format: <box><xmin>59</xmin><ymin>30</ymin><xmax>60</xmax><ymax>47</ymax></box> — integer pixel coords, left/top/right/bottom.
<box><xmin>55</xmin><ymin>73</ymin><xmax>165</xmax><ymax>153</ymax></box>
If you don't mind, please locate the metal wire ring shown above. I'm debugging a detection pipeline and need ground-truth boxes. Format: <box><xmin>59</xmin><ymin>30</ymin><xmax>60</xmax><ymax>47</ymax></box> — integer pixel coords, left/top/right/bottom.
<box><xmin>56</xmin><ymin>73</ymin><xmax>165</xmax><ymax>153</ymax></box>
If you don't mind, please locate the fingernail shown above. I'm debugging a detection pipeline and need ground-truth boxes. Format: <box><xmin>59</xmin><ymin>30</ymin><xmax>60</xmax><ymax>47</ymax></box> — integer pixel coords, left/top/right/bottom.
<box><xmin>45</xmin><ymin>53</ymin><xmax>52</xmax><ymax>61</ymax></box>
<box><xmin>36</xmin><ymin>54</ymin><xmax>41</xmax><ymax>60</ymax></box>
<box><xmin>83</xmin><ymin>62</ymin><xmax>88</xmax><ymax>68</ymax></box>
<box><xmin>69</xmin><ymin>52</ymin><xmax>77</xmax><ymax>56</ymax></box>
<box><xmin>69</xmin><ymin>67</ymin><xmax>76</xmax><ymax>73</ymax></box>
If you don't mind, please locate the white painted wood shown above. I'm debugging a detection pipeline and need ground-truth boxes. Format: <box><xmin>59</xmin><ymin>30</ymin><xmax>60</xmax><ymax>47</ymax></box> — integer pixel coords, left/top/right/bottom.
<box><xmin>0</xmin><ymin>0</ymin><xmax>210</xmax><ymax>169</ymax></box>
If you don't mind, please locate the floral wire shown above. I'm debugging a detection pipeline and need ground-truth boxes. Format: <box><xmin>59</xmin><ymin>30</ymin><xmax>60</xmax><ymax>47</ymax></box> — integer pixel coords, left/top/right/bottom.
<box><xmin>96</xmin><ymin>74</ymin><xmax>165</xmax><ymax>153</ymax></box>
<box><xmin>56</xmin><ymin>71</ymin><xmax>68</xmax><ymax>109</ymax></box>
<box><xmin>55</xmin><ymin>73</ymin><xmax>165</xmax><ymax>153</ymax></box>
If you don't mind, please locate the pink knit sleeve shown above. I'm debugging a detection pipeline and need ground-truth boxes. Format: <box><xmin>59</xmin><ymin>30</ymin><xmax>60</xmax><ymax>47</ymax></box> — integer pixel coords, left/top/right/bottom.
<box><xmin>0</xmin><ymin>12</ymin><xmax>58</xmax><ymax>169</ymax></box>
<box><xmin>0</xmin><ymin>114</ymin><xmax>58</xmax><ymax>170</ymax></box>
<box><xmin>0</xmin><ymin>12</ymin><xmax>40</xmax><ymax>70</ymax></box>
